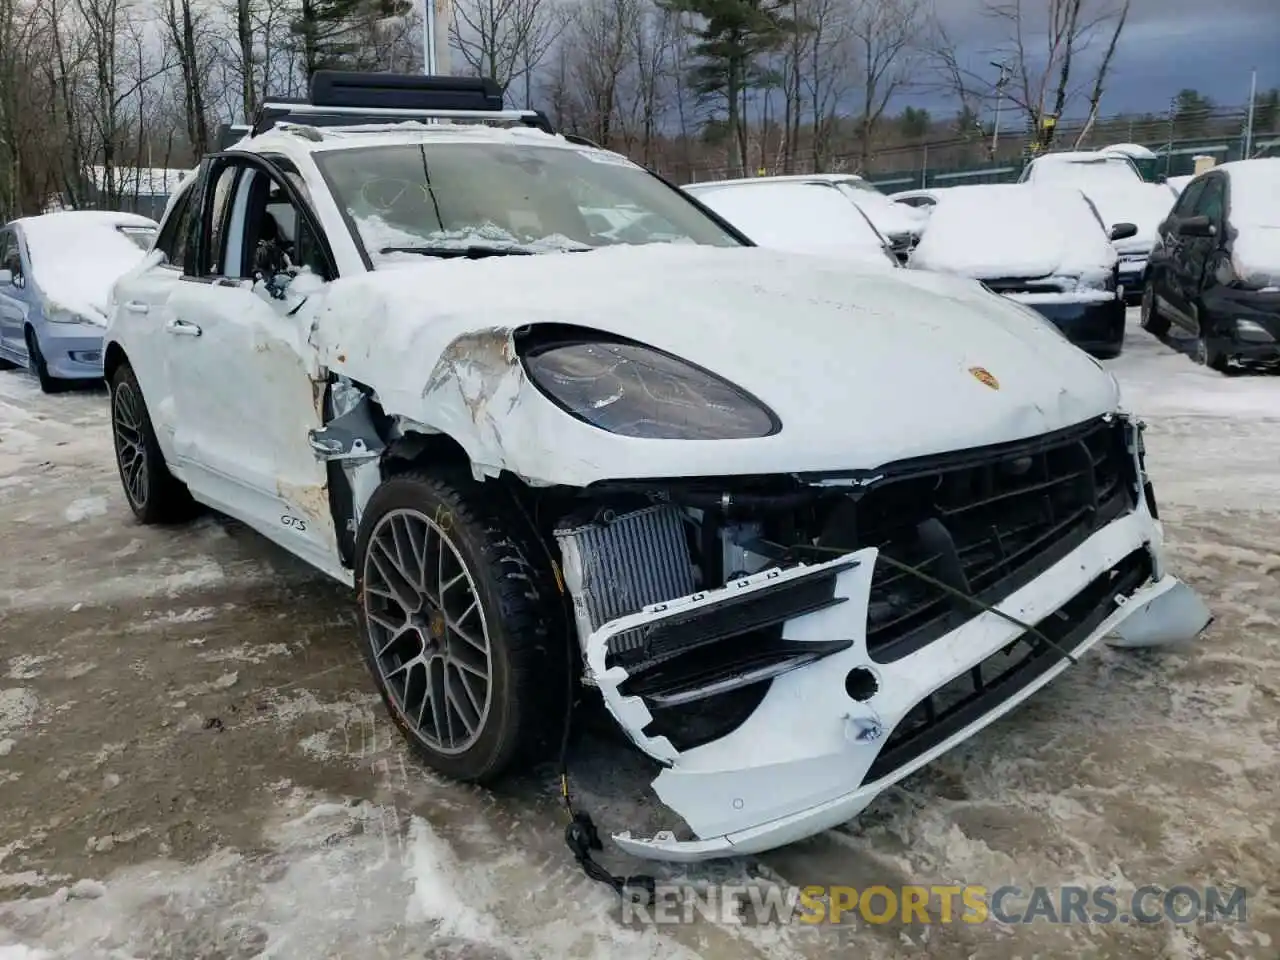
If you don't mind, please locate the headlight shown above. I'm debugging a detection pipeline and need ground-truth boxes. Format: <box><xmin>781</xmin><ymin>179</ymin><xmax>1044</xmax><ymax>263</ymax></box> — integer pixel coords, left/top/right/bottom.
<box><xmin>46</xmin><ymin>307</ymin><xmax>93</xmax><ymax>325</ymax></box>
<box><xmin>1235</xmin><ymin>319</ymin><xmax>1275</xmax><ymax>343</ymax></box>
<box><xmin>522</xmin><ymin>340</ymin><xmax>779</xmax><ymax>439</ymax></box>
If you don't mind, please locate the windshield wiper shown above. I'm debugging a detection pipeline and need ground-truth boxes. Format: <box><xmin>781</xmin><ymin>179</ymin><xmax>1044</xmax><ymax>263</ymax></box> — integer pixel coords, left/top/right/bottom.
<box><xmin>379</xmin><ymin>244</ymin><xmax>538</xmax><ymax>259</ymax></box>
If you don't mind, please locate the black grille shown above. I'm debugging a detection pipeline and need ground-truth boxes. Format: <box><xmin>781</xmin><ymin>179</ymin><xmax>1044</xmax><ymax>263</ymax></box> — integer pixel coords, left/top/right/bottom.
<box><xmin>981</xmin><ymin>276</ymin><xmax>1066</xmax><ymax>295</ymax></box>
<box><xmin>818</xmin><ymin>417</ymin><xmax>1136</xmax><ymax>663</ymax></box>
<box><xmin>861</xmin><ymin>546</ymin><xmax>1153</xmax><ymax>785</ymax></box>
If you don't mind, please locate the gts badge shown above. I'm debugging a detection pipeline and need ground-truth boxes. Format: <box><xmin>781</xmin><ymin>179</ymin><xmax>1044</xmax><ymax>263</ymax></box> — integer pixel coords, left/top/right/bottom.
<box><xmin>281</xmin><ymin>514</ymin><xmax>308</xmax><ymax>532</ymax></box>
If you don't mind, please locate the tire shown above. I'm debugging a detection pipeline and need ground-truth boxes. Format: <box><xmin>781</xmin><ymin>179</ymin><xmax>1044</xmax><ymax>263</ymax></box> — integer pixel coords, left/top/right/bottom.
<box><xmin>1193</xmin><ymin>333</ymin><xmax>1232</xmax><ymax>375</ymax></box>
<box><xmin>1139</xmin><ymin>282</ymin><xmax>1170</xmax><ymax>337</ymax></box>
<box><xmin>354</xmin><ymin>471</ymin><xmax>563</xmax><ymax>783</ymax></box>
<box><xmin>109</xmin><ymin>361</ymin><xmax>197</xmax><ymax>523</ymax></box>
<box><xmin>25</xmin><ymin>326</ymin><xmax>61</xmax><ymax>393</ymax></box>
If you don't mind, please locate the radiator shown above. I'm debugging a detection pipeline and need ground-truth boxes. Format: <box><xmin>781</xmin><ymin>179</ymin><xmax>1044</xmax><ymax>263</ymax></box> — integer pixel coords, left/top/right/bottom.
<box><xmin>554</xmin><ymin>504</ymin><xmax>696</xmax><ymax>659</ymax></box>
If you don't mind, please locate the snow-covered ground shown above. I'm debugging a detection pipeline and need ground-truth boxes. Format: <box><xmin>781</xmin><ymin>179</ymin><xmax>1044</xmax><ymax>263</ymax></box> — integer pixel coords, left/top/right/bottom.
<box><xmin>0</xmin><ymin>315</ymin><xmax>1277</xmax><ymax>959</ymax></box>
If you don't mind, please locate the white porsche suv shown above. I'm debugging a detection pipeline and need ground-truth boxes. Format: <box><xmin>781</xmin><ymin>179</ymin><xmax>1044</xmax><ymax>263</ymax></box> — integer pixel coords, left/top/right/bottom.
<box><xmin>105</xmin><ymin>71</ymin><xmax>1211</xmax><ymax>864</ymax></box>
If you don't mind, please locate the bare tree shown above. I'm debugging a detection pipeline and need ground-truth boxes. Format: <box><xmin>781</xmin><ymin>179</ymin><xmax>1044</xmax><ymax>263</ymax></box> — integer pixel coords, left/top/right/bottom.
<box><xmin>795</xmin><ymin>0</ymin><xmax>857</xmax><ymax>171</ymax></box>
<box><xmin>847</xmin><ymin>0</ymin><xmax>925</xmax><ymax>168</ymax></box>
<box><xmin>545</xmin><ymin>0</ymin><xmax>640</xmax><ymax>147</ymax></box>
<box><xmin>163</xmin><ymin>0</ymin><xmax>214</xmax><ymax>158</ymax></box>
<box><xmin>1072</xmin><ymin>0</ymin><xmax>1130</xmax><ymax>147</ymax></box>
<box><xmin>451</xmin><ymin>0</ymin><xmax>560</xmax><ymax>97</ymax></box>
<box><xmin>984</xmin><ymin>0</ymin><xmax>1133</xmax><ymax>151</ymax></box>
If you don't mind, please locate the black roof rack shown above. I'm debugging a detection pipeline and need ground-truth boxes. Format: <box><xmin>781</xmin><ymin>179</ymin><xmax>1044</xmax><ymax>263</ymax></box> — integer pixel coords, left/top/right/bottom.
<box><xmin>249</xmin><ymin>71</ymin><xmax>556</xmax><ymax>137</ymax></box>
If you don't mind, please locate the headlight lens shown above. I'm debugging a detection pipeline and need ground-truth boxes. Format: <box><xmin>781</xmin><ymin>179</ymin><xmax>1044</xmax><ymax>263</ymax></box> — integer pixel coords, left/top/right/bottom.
<box><xmin>523</xmin><ymin>341</ymin><xmax>778</xmax><ymax>439</ymax></box>
<box><xmin>1235</xmin><ymin>319</ymin><xmax>1276</xmax><ymax>342</ymax></box>
<box><xmin>46</xmin><ymin>307</ymin><xmax>93</xmax><ymax>325</ymax></box>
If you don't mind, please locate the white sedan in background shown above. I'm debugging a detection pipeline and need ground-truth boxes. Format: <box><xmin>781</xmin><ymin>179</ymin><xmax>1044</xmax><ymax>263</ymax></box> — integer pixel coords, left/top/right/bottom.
<box><xmin>0</xmin><ymin>210</ymin><xmax>158</xmax><ymax>390</ymax></box>
<box><xmin>682</xmin><ymin>180</ymin><xmax>899</xmax><ymax>267</ymax></box>
<box><xmin>684</xmin><ymin>173</ymin><xmax>924</xmax><ymax>262</ymax></box>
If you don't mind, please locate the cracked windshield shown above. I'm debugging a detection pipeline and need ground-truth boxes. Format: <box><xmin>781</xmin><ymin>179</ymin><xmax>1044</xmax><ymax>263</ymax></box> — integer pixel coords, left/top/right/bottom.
<box><xmin>315</xmin><ymin>141</ymin><xmax>741</xmax><ymax>265</ymax></box>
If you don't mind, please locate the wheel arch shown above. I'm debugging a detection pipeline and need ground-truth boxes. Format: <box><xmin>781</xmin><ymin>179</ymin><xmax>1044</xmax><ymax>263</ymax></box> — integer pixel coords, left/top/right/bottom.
<box><xmin>103</xmin><ymin>340</ymin><xmax>129</xmax><ymax>385</ymax></box>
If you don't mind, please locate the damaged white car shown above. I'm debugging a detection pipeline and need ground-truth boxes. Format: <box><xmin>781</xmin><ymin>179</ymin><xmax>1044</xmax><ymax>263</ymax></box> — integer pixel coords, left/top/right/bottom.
<box><xmin>105</xmin><ymin>73</ymin><xmax>1213</xmax><ymax>865</ymax></box>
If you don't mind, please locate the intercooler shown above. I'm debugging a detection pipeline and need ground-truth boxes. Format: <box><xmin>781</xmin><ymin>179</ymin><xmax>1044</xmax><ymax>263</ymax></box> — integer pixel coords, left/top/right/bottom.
<box><xmin>554</xmin><ymin>505</ymin><xmax>697</xmax><ymax>661</ymax></box>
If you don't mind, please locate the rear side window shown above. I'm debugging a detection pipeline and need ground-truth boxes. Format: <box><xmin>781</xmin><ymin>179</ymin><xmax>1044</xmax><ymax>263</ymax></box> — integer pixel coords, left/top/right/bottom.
<box><xmin>0</xmin><ymin>230</ymin><xmax>22</xmax><ymax>280</ymax></box>
<box><xmin>1195</xmin><ymin>177</ymin><xmax>1225</xmax><ymax>224</ymax></box>
<box><xmin>1172</xmin><ymin>178</ymin><xmax>1205</xmax><ymax>218</ymax></box>
<box><xmin>155</xmin><ymin>184</ymin><xmax>200</xmax><ymax>272</ymax></box>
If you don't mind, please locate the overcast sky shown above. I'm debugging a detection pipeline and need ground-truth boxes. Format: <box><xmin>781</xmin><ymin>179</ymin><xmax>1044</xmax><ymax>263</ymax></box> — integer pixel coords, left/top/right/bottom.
<box><xmin>908</xmin><ymin>0</ymin><xmax>1279</xmax><ymax>117</ymax></box>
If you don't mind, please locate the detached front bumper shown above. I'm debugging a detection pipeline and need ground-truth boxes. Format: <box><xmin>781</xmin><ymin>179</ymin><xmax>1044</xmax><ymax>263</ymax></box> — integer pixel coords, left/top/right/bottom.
<box><xmin>39</xmin><ymin>321</ymin><xmax>106</xmax><ymax>379</ymax></box>
<box><xmin>587</xmin><ymin>505</ymin><xmax>1210</xmax><ymax>863</ymax></box>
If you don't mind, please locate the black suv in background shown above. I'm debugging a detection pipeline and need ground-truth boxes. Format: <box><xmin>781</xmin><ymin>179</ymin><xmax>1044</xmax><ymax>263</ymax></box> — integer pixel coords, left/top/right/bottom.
<box><xmin>1141</xmin><ymin>159</ymin><xmax>1280</xmax><ymax>373</ymax></box>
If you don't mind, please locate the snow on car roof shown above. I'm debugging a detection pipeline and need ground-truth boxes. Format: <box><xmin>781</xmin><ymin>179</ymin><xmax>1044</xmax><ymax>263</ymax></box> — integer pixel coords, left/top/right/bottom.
<box><xmin>909</xmin><ymin>183</ymin><xmax>1114</xmax><ymax>279</ymax></box>
<box><xmin>246</xmin><ymin>120</ymin><xmax>596</xmax><ymax>157</ymax></box>
<box><xmin>1219</xmin><ymin>158</ymin><xmax>1280</xmax><ymax>226</ymax></box>
<box><xmin>687</xmin><ymin>173</ymin><xmax>870</xmax><ymax>188</ymax></box>
<box><xmin>15</xmin><ymin>210</ymin><xmax>158</xmax><ymax>322</ymax></box>
<box><xmin>687</xmin><ymin>181</ymin><xmax>893</xmax><ymax>264</ymax></box>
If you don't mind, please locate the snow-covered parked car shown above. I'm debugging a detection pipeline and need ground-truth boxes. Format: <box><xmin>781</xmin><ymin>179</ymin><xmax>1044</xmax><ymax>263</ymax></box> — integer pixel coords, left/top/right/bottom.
<box><xmin>909</xmin><ymin>183</ymin><xmax>1135</xmax><ymax>357</ymax></box>
<box><xmin>889</xmin><ymin>187</ymin><xmax>949</xmax><ymax>214</ymax></box>
<box><xmin>0</xmin><ymin>210</ymin><xmax>158</xmax><ymax>390</ymax></box>
<box><xmin>1019</xmin><ymin>151</ymin><xmax>1178</xmax><ymax>303</ymax></box>
<box><xmin>1142</xmin><ymin>158</ymin><xmax>1280</xmax><ymax>372</ymax></box>
<box><xmin>103</xmin><ymin>72</ymin><xmax>1212</xmax><ymax>865</ymax></box>
<box><xmin>679</xmin><ymin>179</ymin><xmax>899</xmax><ymax>267</ymax></box>
<box><xmin>684</xmin><ymin>173</ymin><xmax>924</xmax><ymax>263</ymax></box>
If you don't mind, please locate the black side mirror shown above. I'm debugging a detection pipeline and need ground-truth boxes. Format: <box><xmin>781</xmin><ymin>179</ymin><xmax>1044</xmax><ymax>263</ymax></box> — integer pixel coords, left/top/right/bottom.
<box><xmin>1155</xmin><ymin>174</ymin><xmax>1168</xmax><ymax>184</ymax></box>
<box><xmin>1176</xmin><ymin>215</ymin><xmax>1216</xmax><ymax>238</ymax></box>
<box><xmin>1109</xmin><ymin>222</ymin><xmax>1139</xmax><ymax>242</ymax></box>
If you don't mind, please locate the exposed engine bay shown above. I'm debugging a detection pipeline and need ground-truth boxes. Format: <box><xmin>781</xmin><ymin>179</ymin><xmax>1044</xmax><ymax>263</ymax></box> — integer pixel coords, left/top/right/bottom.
<box><xmin>550</xmin><ymin>413</ymin><xmax>1140</xmax><ymax>755</ymax></box>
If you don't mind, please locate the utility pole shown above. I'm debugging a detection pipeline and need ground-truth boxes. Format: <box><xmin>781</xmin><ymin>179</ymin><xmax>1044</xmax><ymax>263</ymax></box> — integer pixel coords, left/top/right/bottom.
<box><xmin>990</xmin><ymin>60</ymin><xmax>1011</xmax><ymax>158</ymax></box>
<box><xmin>1244</xmin><ymin>67</ymin><xmax>1257</xmax><ymax>158</ymax></box>
<box><xmin>422</xmin><ymin>0</ymin><xmax>450</xmax><ymax>74</ymax></box>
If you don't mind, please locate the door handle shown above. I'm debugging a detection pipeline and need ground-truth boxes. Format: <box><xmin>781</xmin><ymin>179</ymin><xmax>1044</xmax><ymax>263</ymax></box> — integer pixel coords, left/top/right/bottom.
<box><xmin>165</xmin><ymin>318</ymin><xmax>202</xmax><ymax>337</ymax></box>
<box><xmin>123</xmin><ymin>301</ymin><xmax>149</xmax><ymax>314</ymax></box>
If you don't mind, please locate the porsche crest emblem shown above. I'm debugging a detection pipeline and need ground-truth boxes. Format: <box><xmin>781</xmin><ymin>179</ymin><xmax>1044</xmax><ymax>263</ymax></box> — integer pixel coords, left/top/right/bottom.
<box><xmin>968</xmin><ymin>366</ymin><xmax>1000</xmax><ymax>390</ymax></box>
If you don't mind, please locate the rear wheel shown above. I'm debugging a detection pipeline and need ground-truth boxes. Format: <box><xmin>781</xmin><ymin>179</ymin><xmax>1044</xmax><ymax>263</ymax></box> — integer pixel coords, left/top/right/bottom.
<box><xmin>25</xmin><ymin>327</ymin><xmax>60</xmax><ymax>393</ymax></box>
<box><xmin>1139</xmin><ymin>282</ymin><xmax>1170</xmax><ymax>337</ymax></box>
<box><xmin>354</xmin><ymin>471</ymin><xmax>562</xmax><ymax>783</ymax></box>
<box><xmin>110</xmin><ymin>362</ymin><xmax>197</xmax><ymax>523</ymax></box>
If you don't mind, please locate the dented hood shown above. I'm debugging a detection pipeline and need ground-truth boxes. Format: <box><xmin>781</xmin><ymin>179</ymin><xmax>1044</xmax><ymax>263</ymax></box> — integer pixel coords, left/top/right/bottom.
<box><xmin>310</xmin><ymin>245</ymin><xmax>1120</xmax><ymax>484</ymax></box>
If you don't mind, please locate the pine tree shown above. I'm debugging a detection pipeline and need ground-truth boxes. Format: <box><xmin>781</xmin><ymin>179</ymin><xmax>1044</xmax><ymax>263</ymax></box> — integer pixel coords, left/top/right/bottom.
<box><xmin>661</xmin><ymin>0</ymin><xmax>792</xmax><ymax>176</ymax></box>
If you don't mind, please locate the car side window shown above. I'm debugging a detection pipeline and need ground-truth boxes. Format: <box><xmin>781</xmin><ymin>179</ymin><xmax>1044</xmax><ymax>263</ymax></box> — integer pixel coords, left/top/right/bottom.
<box><xmin>1172</xmin><ymin>179</ymin><xmax>1205</xmax><ymax>219</ymax></box>
<box><xmin>219</xmin><ymin>161</ymin><xmax>330</xmax><ymax>284</ymax></box>
<box><xmin>155</xmin><ymin>184</ymin><xmax>200</xmax><ymax>272</ymax></box>
<box><xmin>0</xmin><ymin>230</ymin><xmax>23</xmax><ymax>283</ymax></box>
<box><xmin>1194</xmin><ymin>177</ymin><xmax>1225</xmax><ymax>225</ymax></box>
<box><xmin>205</xmin><ymin>166</ymin><xmax>241</xmax><ymax>277</ymax></box>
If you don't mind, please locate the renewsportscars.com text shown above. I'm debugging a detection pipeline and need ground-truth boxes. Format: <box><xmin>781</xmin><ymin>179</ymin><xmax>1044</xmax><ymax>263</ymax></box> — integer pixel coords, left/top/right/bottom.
<box><xmin>621</xmin><ymin>884</ymin><xmax>1248</xmax><ymax>926</ymax></box>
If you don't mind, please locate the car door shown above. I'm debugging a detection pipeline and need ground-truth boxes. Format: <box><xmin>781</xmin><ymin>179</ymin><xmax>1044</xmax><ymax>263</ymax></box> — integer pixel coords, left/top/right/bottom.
<box><xmin>1183</xmin><ymin>174</ymin><xmax>1228</xmax><ymax>335</ymax></box>
<box><xmin>164</xmin><ymin>152</ymin><xmax>344</xmax><ymax>575</ymax></box>
<box><xmin>1154</xmin><ymin>177</ymin><xmax>1205</xmax><ymax>328</ymax></box>
<box><xmin>0</xmin><ymin>228</ymin><xmax>30</xmax><ymax>362</ymax></box>
<box><xmin>1174</xmin><ymin>174</ymin><xmax>1226</xmax><ymax>332</ymax></box>
<box><xmin>113</xmin><ymin>174</ymin><xmax>206</xmax><ymax>465</ymax></box>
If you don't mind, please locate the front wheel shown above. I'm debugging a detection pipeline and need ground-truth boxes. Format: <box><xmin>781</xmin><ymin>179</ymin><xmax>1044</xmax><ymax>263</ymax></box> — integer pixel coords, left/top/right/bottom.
<box><xmin>25</xmin><ymin>327</ymin><xmax>60</xmax><ymax>393</ymax></box>
<box><xmin>354</xmin><ymin>471</ymin><xmax>563</xmax><ymax>783</ymax></box>
<box><xmin>1139</xmin><ymin>283</ymin><xmax>1170</xmax><ymax>337</ymax></box>
<box><xmin>1193</xmin><ymin>334</ymin><xmax>1232</xmax><ymax>375</ymax></box>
